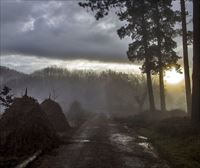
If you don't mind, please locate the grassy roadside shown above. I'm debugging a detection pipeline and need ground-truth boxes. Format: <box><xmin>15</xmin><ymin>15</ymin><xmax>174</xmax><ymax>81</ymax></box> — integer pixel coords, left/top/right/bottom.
<box><xmin>115</xmin><ymin>114</ymin><xmax>200</xmax><ymax>168</ymax></box>
<box><xmin>139</xmin><ymin>127</ymin><xmax>200</xmax><ymax>168</ymax></box>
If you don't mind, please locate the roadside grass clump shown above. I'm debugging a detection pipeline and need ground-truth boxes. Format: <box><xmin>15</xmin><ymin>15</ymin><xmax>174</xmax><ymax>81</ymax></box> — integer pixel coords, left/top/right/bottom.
<box><xmin>138</xmin><ymin>117</ymin><xmax>200</xmax><ymax>168</ymax></box>
<box><xmin>114</xmin><ymin>109</ymin><xmax>200</xmax><ymax>168</ymax></box>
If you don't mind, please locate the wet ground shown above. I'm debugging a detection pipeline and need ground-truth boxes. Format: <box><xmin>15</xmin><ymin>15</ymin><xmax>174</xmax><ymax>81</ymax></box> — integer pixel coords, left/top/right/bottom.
<box><xmin>30</xmin><ymin>115</ymin><xmax>170</xmax><ymax>168</ymax></box>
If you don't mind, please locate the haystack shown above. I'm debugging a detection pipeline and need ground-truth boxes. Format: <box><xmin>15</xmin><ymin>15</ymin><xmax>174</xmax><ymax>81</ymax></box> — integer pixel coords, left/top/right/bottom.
<box><xmin>41</xmin><ymin>98</ymin><xmax>70</xmax><ymax>133</ymax></box>
<box><xmin>0</xmin><ymin>95</ymin><xmax>59</xmax><ymax>156</ymax></box>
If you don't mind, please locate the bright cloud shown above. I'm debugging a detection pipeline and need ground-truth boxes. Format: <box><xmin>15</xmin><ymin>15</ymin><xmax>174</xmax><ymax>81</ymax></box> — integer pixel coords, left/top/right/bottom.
<box><xmin>0</xmin><ymin>55</ymin><xmax>141</xmax><ymax>74</ymax></box>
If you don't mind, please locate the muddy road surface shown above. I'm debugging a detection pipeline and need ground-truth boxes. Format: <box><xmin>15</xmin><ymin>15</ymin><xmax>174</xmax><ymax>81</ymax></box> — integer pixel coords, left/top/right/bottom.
<box><xmin>31</xmin><ymin>115</ymin><xmax>170</xmax><ymax>168</ymax></box>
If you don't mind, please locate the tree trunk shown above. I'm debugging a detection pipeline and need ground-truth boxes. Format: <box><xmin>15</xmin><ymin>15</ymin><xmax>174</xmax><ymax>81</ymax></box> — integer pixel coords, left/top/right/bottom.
<box><xmin>146</xmin><ymin>70</ymin><xmax>156</xmax><ymax>112</ymax></box>
<box><xmin>141</xmin><ymin>3</ymin><xmax>156</xmax><ymax>112</ymax></box>
<box><xmin>180</xmin><ymin>0</ymin><xmax>192</xmax><ymax>114</ymax></box>
<box><xmin>155</xmin><ymin>2</ymin><xmax>166</xmax><ymax>112</ymax></box>
<box><xmin>191</xmin><ymin>0</ymin><xmax>200</xmax><ymax>123</ymax></box>
<box><xmin>159</xmin><ymin>67</ymin><xmax>166</xmax><ymax>111</ymax></box>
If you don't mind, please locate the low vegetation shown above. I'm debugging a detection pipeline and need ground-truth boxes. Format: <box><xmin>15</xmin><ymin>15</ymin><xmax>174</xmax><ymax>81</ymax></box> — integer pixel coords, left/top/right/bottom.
<box><xmin>0</xmin><ymin>95</ymin><xmax>59</xmax><ymax>157</ymax></box>
<box><xmin>114</xmin><ymin>111</ymin><xmax>200</xmax><ymax>168</ymax></box>
<box><xmin>41</xmin><ymin>98</ymin><xmax>71</xmax><ymax>133</ymax></box>
<box><xmin>0</xmin><ymin>95</ymin><xmax>61</xmax><ymax>167</ymax></box>
<box><xmin>2</xmin><ymin>66</ymin><xmax>187</xmax><ymax>114</ymax></box>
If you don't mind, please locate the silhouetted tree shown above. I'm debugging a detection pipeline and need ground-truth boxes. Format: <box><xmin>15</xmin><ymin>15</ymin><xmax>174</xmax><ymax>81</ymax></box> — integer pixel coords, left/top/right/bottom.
<box><xmin>67</xmin><ymin>101</ymin><xmax>86</xmax><ymax>127</ymax></box>
<box><xmin>0</xmin><ymin>86</ymin><xmax>14</xmax><ymax>108</ymax></box>
<box><xmin>80</xmin><ymin>0</ymin><xmax>180</xmax><ymax>112</ymax></box>
<box><xmin>135</xmin><ymin>91</ymin><xmax>147</xmax><ymax>112</ymax></box>
<box><xmin>80</xmin><ymin>0</ymin><xmax>156</xmax><ymax>112</ymax></box>
<box><xmin>180</xmin><ymin>0</ymin><xmax>192</xmax><ymax>114</ymax></box>
<box><xmin>191</xmin><ymin>0</ymin><xmax>200</xmax><ymax>123</ymax></box>
<box><xmin>150</xmin><ymin>0</ymin><xmax>180</xmax><ymax>111</ymax></box>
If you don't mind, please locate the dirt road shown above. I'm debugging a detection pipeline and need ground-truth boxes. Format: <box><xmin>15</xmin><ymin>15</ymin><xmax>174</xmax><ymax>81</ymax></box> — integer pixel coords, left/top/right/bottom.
<box><xmin>31</xmin><ymin>115</ymin><xmax>170</xmax><ymax>168</ymax></box>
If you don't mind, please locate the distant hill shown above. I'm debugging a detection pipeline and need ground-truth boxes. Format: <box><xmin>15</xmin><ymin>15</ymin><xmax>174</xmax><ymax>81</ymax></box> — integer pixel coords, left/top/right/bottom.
<box><xmin>3</xmin><ymin>66</ymin><xmax>139</xmax><ymax>114</ymax></box>
<box><xmin>1</xmin><ymin>66</ymin><xmax>186</xmax><ymax>114</ymax></box>
<box><xmin>0</xmin><ymin>66</ymin><xmax>26</xmax><ymax>85</ymax></box>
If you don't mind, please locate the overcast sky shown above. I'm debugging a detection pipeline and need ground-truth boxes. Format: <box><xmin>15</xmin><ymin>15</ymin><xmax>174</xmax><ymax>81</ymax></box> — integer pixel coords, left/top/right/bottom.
<box><xmin>0</xmin><ymin>0</ymin><xmax>193</xmax><ymax>73</ymax></box>
<box><xmin>0</xmin><ymin>0</ymin><xmax>130</xmax><ymax>60</ymax></box>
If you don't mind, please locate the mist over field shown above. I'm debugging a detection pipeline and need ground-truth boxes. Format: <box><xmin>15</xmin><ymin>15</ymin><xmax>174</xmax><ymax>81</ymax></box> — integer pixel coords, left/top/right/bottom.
<box><xmin>1</xmin><ymin>0</ymin><xmax>199</xmax><ymax>167</ymax></box>
<box><xmin>0</xmin><ymin>66</ymin><xmax>186</xmax><ymax>116</ymax></box>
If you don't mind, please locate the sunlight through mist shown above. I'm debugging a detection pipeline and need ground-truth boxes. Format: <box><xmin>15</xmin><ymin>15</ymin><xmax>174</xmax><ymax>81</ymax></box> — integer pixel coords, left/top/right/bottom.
<box><xmin>0</xmin><ymin>55</ymin><xmax>141</xmax><ymax>74</ymax></box>
<box><xmin>164</xmin><ymin>68</ymin><xmax>184</xmax><ymax>84</ymax></box>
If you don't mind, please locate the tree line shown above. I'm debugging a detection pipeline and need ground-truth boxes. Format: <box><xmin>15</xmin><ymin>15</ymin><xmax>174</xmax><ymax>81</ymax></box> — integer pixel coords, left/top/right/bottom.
<box><xmin>79</xmin><ymin>0</ymin><xmax>200</xmax><ymax>123</ymax></box>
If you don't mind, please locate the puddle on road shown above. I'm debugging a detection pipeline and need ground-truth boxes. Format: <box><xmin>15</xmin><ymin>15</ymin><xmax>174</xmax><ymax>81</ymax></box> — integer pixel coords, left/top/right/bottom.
<box><xmin>123</xmin><ymin>124</ymin><xmax>129</xmax><ymax>130</ymax></box>
<box><xmin>138</xmin><ymin>135</ymin><xmax>148</xmax><ymax>141</ymax></box>
<box><xmin>110</xmin><ymin>133</ymin><xmax>134</xmax><ymax>146</ymax></box>
<box><xmin>110</xmin><ymin>133</ymin><xmax>159</xmax><ymax>161</ymax></box>
<box><xmin>138</xmin><ymin>142</ymin><xmax>158</xmax><ymax>158</ymax></box>
<box><xmin>136</xmin><ymin>135</ymin><xmax>158</xmax><ymax>158</ymax></box>
<box><xmin>110</xmin><ymin>133</ymin><xmax>135</xmax><ymax>153</ymax></box>
<box><xmin>70</xmin><ymin>139</ymin><xmax>91</xmax><ymax>143</ymax></box>
<box><xmin>138</xmin><ymin>142</ymin><xmax>150</xmax><ymax>149</ymax></box>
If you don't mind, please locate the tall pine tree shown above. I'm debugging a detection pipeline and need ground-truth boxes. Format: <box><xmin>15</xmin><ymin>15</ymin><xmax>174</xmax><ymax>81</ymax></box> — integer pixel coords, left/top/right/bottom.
<box><xmin>117</xmin><ymin>0</ymin><xmax>156</xmax><ymax>112</ymax></box>
<box><xmin>150</xmin><ymin>0</ymin><xmax>180</xmax><ymax>111</ymax></box>
<box><xmin>80</xmin><ymin>0</ymin><xmax>180</xmax><ymax>112</ymax></box>
<box><xmin>80</xmin><ymin>0</ymin><xmax>156</xmax><ymax>112</ymax></box>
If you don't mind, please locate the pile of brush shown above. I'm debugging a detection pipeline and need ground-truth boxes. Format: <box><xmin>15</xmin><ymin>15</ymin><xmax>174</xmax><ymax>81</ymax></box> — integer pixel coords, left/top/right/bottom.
<box><xmin>41</xmin><ymin>98</ymin><xmax>70</xmax><ymax>133</ymax></box>
<box><xmin>0</xmin><ymin>95</ymin><xmax>59</xmax><ymax>156</ymax></box>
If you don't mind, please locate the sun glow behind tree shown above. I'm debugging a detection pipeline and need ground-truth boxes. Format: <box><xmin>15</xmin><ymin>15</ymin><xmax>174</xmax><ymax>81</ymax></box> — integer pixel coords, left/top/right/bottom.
<box><xmin>164</xmin><ymin>68</ymin><xmax>184</xmax><ymax>85</ymax></box>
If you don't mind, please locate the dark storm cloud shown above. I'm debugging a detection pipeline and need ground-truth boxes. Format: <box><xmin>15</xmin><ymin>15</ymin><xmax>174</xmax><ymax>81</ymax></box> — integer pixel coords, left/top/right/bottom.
<box><xmin>0</xmin><ymin>0</ymin><xmax>130</xmax><ymax>61</ymax></box>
